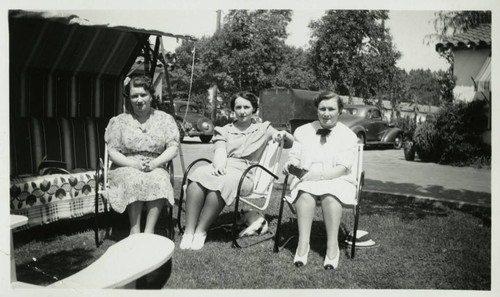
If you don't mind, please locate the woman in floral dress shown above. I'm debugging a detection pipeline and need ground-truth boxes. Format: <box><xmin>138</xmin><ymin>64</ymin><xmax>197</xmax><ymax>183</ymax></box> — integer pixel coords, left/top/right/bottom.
<box><xmin>179</xmin><ymin>91</ymin><xmax>294</xmax><ymax>250</ymax></box>
<box><xmin>105</xmin><ymin>76</ymin><xmax>179</xmax><ymax>235</ymax></box>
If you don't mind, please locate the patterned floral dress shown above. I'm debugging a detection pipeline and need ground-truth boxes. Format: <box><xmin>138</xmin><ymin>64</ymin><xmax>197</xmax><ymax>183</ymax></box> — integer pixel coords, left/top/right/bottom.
<box><xmin>188</xmin><ymin>121</ymin><xmax>278</xmax><ymax>205</ymax></box>
<box><xmin>104</xmin><ymin>109</ymin><xmax>179</xmax><ymax>213</ymax></box>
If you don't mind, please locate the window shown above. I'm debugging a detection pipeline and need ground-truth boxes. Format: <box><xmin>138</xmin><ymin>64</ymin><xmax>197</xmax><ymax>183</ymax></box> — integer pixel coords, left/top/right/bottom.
<box><xmin>370</xmin><ymin>109</ymin><xmax>381</xmax><ymax>119</ymax></box>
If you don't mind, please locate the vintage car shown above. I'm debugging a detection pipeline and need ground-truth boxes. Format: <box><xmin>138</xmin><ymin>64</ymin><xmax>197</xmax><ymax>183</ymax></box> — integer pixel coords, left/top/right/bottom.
<box><xmin>160</xmin><ymin>100</ymin><xmax>215</xmax><ymax>143</ymax></box>
<box><xmin>259</xmin><ymin>87</ymin><xmax>403</xmax><ymax>149</ymax></box>
<box><xmin>340</xmin><ymin>105</ymin><xmax>403</xmax><ymax>149</ymax></box>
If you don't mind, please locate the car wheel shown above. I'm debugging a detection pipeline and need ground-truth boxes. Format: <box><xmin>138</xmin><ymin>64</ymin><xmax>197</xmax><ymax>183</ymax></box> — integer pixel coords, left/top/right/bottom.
<box><xmin>176</xmin><ymin>120</ymin><xmax>185</xmax><ymax>143</ymax></box>
<box><xmin>357</xmin><ymin>132</ymin><xmax>365</xmax><ymax>145</ymax></box>
<box><xmin>393</xmin><ymin>133</ymin><xmax>403</xmax><ymax>150</ymax></box>
<box><xmin>200</xmin><ymin>135</ymin><xmax>213</xmax><ymax>143</ymax></box>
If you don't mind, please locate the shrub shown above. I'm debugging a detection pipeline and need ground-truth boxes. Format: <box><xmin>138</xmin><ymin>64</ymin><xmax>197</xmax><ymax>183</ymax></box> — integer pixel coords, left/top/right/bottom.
<box><xmin>394</xmin><ymin>115</ymin><xmax>417</xmax><ymax>142</ymax></box>
<box><xmin>413</xmin><ymin>100</ymin><xmax>490</xmax><ymax>166</ymax></box>
<box><xmin>413</xmin><ymin>115</ymin><xmax>440</xmax><ymax>162</ymax></box>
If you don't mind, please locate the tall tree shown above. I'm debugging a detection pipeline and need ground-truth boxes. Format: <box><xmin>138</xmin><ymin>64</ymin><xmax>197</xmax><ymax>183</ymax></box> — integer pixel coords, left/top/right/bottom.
<box><xmin>407</xmin><ymin>69</ymin><xmax>441</xmax><ymax>106</ymax></box>
<box><xmin>309</xmin><ymin>10</ymin><xmax>400</xmax><ymax>102</ymax></box>
<box><xmin>202</xmin><ymin>10</ymin><xmax>293</xmax><ymax>95</ymax></box>
<box><xmin>273</xmin><ymin>46</ymin><xmax>319</xmax><ymax>90</ymax></box>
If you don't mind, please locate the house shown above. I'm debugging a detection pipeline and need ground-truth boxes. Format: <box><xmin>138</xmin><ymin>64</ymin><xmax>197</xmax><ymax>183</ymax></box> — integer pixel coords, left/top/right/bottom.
<box><xmin>435</xmin><ymin>23</ymin><xmax>491</xmax><ymax>144</ymax></box>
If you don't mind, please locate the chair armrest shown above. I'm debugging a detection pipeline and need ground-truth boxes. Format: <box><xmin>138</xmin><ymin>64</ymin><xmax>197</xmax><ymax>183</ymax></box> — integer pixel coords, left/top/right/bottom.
<box><xmin>236</xmin><ymin>164</ymin><xmax>278</xmax><ymax>198</ymax></box>
<box><xmin>181</xmin><ymin>158</ymin><xmax>212</xmax><ymax>187</ymax></box>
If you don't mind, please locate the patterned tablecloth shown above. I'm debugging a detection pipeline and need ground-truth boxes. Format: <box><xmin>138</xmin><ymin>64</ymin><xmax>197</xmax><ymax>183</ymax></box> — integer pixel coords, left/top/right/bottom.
<box><xmin>10</xmin><ymin>171</ymin><xmax>106</xmax><ymax>230</ymax></box>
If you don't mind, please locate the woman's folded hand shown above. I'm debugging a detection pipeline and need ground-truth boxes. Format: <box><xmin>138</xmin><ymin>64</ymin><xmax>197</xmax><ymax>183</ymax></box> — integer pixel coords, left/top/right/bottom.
<box><xmin>143</xmin><ymin>160</ymin><xmax>159</xmax><ymax>172</ymax></box>
<box><xmin>132</xmin><ymin>160</ymin><xmax>146</xmax><ymax>171</ymax></box>
<box><xmin>211</xmin><ymin>165</ymin><xmax>227</xmax><ymax>176</ymax></box>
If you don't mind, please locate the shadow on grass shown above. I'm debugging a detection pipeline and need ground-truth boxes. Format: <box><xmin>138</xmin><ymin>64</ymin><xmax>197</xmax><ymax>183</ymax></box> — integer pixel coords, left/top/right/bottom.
<box><xmin>16</xmin><ymin>248</ymin><xmax>94</xmax><ymax>286</ymax></box>
<box><xmin>365</xmin><ymin>178</ymin><xmax>491</xmax><ymax>209</ymax></box>
<box><xmin>362</xmin><ymin>187</ymin><xmax>491</xmax><ymax>226</ymax></box>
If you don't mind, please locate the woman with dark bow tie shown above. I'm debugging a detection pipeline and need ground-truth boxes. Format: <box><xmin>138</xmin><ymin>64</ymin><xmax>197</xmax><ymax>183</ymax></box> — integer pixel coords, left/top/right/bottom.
<box><xmin>283</xmin><ymin>91</ymin><xmax>358</xmax><ymax>270</ymax></box>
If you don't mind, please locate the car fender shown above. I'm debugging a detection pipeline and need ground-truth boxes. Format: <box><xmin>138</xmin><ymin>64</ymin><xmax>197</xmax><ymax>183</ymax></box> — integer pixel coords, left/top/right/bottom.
<box><xmin>380</xmin><ymin>127</ymin><xmax>403</xmax><ymax>143</ymax></box>
<box><xmin>347</xmin><ymin>124</ymin><xmax>366</xmax><ymax>136</ymax></box>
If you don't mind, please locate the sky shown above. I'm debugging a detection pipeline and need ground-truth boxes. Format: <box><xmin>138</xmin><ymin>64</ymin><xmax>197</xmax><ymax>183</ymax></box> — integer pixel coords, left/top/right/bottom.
<box><xmin>60</xmin><ymin>9</ymin><xmax>450</xmax><ymax>72</ymax></box>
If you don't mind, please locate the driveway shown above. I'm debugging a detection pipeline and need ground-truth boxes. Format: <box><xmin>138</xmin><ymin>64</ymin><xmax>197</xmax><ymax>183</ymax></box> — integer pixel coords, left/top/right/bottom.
<box><xmin>172</xmin><ymin>138</ymin><xmax>491</xmax><ymax>208</ymax></box>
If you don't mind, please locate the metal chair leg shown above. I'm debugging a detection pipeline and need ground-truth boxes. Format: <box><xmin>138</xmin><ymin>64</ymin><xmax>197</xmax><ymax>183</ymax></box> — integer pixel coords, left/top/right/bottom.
<box><xmin>274</xmin><ymin>175</ymin><xmax>289</xmax><ymax>252</ymax></box>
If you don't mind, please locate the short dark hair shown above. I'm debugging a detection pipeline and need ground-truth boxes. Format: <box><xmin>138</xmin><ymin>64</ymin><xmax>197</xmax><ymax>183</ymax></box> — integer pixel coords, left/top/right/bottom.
<box><xmin>230</xmin><ymin>91</ymin><xmax>259</xmax><ymax>114</ymax></box>
<box><xmin>124</xmin><ymin>76</ymin><xmax>156</xmax><ymax>113</ymax></box>
<box><xmin>314</xmin><ymin>91</ymin><xmax>343</xmax><ymax>113</ymax></box>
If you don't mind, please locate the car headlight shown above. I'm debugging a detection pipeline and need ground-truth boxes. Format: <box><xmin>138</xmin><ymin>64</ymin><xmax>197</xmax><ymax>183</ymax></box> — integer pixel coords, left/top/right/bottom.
<box><xmin>201</xmin><ymin>122</ymin><xmax>210</xmax><ymax>130</ymax></box>
<box><xmin>197</xmin><ymin>119</ymin><xmax>214</xmax><ymax>132</ymax></box>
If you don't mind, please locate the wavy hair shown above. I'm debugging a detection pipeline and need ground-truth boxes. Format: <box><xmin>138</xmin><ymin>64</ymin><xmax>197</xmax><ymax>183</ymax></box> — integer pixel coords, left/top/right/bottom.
<box><xmin>230</xmin><ymin>91</ymin><xmax>259</xmax><ymax>114</ymax></box>
<box><xmin>123</xmin><ymin>76</ymin><xmax>156</xmax><ymax>113</ymax></box>
<box><xmin>313</xmin><ymin>91</ymin><xmax>343</xmax><ymax>113</ymax></box>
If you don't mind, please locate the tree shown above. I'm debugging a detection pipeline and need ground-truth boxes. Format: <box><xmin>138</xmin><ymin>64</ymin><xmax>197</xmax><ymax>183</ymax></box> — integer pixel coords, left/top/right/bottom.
<box><xmin>273</xmin><ymin>46</ymin><xmax>319</xmax><ymax>90</ymax></box>
<box><xmin>430</xmin><ymin>11</ymin><xmax>491</xmax><ymax>38</ymax></box>
<box><xmin>202</xmin><ymin>10</ymin><xmax>293</xmax><ymax>95</ymax></box>
<box><xmin>309</xmin><ymin>10</ymin><xmax>401</xmax><ymax>101</ymax></box>
<box><xmin>169</xmin><ymin>37</ymin><xmax>212</xmax><ymax>99</ymax></box>
<box><xmin>406</xmin><ymin>69</ymin><xmax>441</xmax><ymax>106</ymax></box>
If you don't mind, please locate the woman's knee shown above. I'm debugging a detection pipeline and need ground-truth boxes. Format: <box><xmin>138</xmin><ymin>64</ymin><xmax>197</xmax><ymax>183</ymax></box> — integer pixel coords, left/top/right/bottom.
<box><xmin>146</xmin><ymin>198</ymin><xmax>165</xmax><ymax>211</ymax></box>
<box><xmin>187</xmin><ymin>182</ymin><xmax>207</xmax><ymax>199</ymax></box>
<box><xmin>320</xmin><ymin>195</ymin><xmax>342</xmax><ymax>207</ymax></box>
<box><xmin>296</xmin><ymin>192</ymin><xmax>316</xmax><ymax>207</ymax></box>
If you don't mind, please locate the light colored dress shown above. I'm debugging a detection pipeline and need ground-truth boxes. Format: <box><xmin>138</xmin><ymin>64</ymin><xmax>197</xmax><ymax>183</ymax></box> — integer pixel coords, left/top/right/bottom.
<box><xmin>104</xmin><ymin>109</ymin><xmax>179</xmax><ymax>213</ymax></box>
<box><xmin>188</xmin><ymin>121</ymin><xmax>278</xmax><ymax>205</ymax></box>
<box><xmin>288</xmin><ymin>120</ymin><xmax>358</xmax><ymax>205</ymax></box>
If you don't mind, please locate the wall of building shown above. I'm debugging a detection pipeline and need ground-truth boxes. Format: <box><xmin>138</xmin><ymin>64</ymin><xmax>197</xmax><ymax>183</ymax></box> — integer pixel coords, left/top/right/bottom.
<box><xmin>454</xmin><ymin>48</ymin><xmax>490</xmax><ymax>87</ymax></box>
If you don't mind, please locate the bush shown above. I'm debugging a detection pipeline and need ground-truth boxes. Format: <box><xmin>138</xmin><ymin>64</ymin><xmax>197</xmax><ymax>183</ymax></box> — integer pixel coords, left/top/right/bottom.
<box><xmin>413</xmin><ymin>100</ymin><xmax>490</xmax><ymax>166</ymax></box>
<box><xmin>393</xmin><ymin>115</ymin><xmax>417</xmax><ymax>141</ymax></box>
<box><xmin>413</xmin><ymin>116</ymin><xmax>440</xmax><ymax>162</ymax></box>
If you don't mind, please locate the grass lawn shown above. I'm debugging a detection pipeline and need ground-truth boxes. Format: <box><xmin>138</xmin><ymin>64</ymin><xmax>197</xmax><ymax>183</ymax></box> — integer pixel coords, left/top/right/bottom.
<box><xmin>12</xmin><ymin>180</ymin><xmax>491</xmax><ymax>290</ymax></box>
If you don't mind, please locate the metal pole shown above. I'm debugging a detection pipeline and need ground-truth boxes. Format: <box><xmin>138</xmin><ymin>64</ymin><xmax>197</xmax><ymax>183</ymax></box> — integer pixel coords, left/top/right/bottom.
<box><xmin>158</xmin><ymin>37</ymin><xmax>186</xmax><ymax>173</ymax></box>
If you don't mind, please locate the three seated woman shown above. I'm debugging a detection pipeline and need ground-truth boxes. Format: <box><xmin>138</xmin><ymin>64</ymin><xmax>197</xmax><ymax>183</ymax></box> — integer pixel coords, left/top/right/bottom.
<box><xmin>107</xmin><ymin>81</ymin><xmax>356</xmax><ymax>270</ymax></box>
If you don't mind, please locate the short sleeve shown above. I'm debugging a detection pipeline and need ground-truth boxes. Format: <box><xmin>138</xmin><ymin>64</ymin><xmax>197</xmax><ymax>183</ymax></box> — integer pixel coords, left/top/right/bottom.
<box><xmin>335</xmin><ymin>128</ymin><xmax>358</xmax><ymax>169</ymax></box>
<box><xmin>288</xmin><ymin>124</ymin><xmax>307</xmax><ymax>162</ymax></box>
<box><xmin>161</xmin><ymin>113</ymin><xmax>180</xmax><ymax>148</ymax></box>
<box><xmin>104</xmin><ymin>117</ymin><xmax>122</xmax><ymax>152</ymax></box>
<box><xmin>212</xmin><ymin>125</ymin><xmax>228</xmax><ymax>143</ymax></box>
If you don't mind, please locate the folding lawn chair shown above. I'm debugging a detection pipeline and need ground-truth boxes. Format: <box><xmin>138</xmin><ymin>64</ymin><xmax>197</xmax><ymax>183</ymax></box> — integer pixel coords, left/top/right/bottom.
<box><xmin>94</xmin><ymin>144</ymin><xmax>176</xmax><ymax>246</ymax></box>
<box><xmin>177</xmin><ymin>139</ymin><xmax>284</xmax><ymax>248</ymax></box>
<box><xmin>274</xmin><ymin>143</ymin><xmax>365</xmax><ymax>258</ymax></box>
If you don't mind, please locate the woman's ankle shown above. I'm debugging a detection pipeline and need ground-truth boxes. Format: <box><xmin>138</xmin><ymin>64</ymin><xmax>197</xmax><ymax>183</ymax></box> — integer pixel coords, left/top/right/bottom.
<box><xmin>326</xmin><ymin>244</ymin><xmax>339</xmax><ymax>258</ymax></box>
<box><xmin>297</xmin><ymin>241</ymin><xmax>310</xmax><ymax>254</ymax></box>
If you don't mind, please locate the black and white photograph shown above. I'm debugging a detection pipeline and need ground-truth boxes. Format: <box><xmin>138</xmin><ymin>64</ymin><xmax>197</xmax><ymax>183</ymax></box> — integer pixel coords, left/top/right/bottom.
<box><xmin>2</xmin><ymin>0</ymin><xmax>497</xmax><ymax>295</ymax></box>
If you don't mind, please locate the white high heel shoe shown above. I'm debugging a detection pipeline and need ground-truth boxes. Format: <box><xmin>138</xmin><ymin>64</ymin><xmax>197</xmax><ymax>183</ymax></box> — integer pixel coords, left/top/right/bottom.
<box><xmin>323</xmin><ymin>246</ymin><xmax>340</xmax><ymax>270</ymax></box>
<box><xmin>293</xmin><ymin>244</ymin><xmax>310</xmax><ymax>267</ymax></box>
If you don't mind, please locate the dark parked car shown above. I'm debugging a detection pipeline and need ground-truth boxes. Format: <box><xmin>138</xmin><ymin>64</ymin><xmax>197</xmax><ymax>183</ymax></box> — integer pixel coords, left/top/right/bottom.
<box><xmin>259</xmin><ymin>88</ymin><xmax>403</xmax><ymax>149</ymax></box>
<box><xmin>340</xmin><ymin>105</ymin><xmax>403</xmax><ymax>149</ymax></box>
<box><xmin>159</xmin><ymin>100</ymin><xmax>214</xmax><ymax>143</ymax></box>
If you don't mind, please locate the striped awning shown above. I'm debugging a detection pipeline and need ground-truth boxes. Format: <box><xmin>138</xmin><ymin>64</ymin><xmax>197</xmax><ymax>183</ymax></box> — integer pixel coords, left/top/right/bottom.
<box><xmin>474</xmin><ymin>57</ymin><xmax>491</xmax><ymax>94</ymax></box>
<box><xmin>9</xmin><ymin>10</ymin><xmax>196</xmax><ymax>77</ymax></box>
